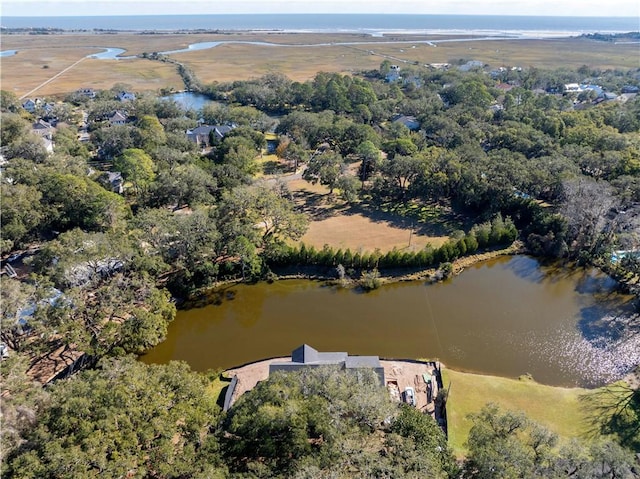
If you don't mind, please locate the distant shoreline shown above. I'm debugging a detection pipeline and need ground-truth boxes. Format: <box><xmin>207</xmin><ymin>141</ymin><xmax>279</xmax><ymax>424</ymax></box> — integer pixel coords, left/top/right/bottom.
<box><xmin>2</xmin><ymin>13</ymin><xmax>637</xmax><ymax>36</ymax></box>
<box><xmin>1</xmin><ymin>28</ymin><xmax>634</xmax><ymax>40</ymax></box>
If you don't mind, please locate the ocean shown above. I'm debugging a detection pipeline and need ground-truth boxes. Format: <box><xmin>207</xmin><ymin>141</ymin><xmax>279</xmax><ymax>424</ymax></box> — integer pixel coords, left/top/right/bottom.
<box><xmin>1</xmin><ymin>14</ymin><xmax>638</xmax><ymax>36</ymax></box>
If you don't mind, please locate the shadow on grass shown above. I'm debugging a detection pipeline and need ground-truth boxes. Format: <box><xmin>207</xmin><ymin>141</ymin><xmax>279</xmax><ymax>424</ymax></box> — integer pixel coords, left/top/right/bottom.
<box><xmin>345</xmin><ymin>200</ymin><xmax>469</xmax><ymax>239</ymax></box>
<box><xmin>580</xmin><ymin>382</ymin><xmax>640</xmax><ymax>451</ymax></box>
<box><xmin>292</xmin><ymin>189</ymin><xmax>347</xmax><ymax>220</ymax></box>
<box><xmin>261</xmin><ymin>159</ymin><xmax>291</xmax><ymax>175</ymax></box>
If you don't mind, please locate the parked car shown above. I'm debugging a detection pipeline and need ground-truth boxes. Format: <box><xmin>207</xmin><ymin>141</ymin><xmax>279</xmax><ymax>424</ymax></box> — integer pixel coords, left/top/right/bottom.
<box><xmin>404</xmin><ymin>386</ymin><xmax>415</xmax><ymax>406</ymax></box>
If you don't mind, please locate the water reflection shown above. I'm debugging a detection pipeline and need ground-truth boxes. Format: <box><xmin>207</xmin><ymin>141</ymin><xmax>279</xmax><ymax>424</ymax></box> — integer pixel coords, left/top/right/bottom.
<box><xmin>160</xmin><ymin>91</ymin><xmax>220</xmax><ymax>111</ymax></box>
<box><xmin>141</xmin><ymin>256</ymin><xmax>637</xmax><ymax>387</ymax></box>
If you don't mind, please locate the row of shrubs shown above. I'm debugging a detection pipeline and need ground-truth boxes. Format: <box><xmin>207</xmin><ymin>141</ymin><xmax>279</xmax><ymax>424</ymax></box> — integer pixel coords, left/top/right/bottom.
<box><xmin>271</xmin><ymin>215</ymin><xmax>518</xmax><ymax>270</ymax></box>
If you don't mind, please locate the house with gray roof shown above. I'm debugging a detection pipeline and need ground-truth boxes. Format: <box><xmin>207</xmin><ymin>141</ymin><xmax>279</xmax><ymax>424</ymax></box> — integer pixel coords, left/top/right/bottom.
<box><xmin>109</xmin><ymin>110</ymin><xmax>128</xmax><ymax>126</ymax></box>
<box><xmin>385</xmin><ymin>65</ymin><xmax>402</xmax><ymax>83</ymax></box>
<box><xmin>269</xmin><ymin>344</ymin><xmax>385</xmax><ymax>385</ymax></box>
<box><xmin>117</xmin><ymin>91</ymin><xmax>136</xmax><ymax>102</ymax></box>
<box><xmin>31</xmin><ymin>119</ymin><xmax>53</xmax><ymax>139</ymax></box>
<box><xmin>22</xmin><ymin>98</ymin><xmax>41</xmax><ymax>113</ymax></box>
<box><xmin>186</xmin><ymin>124</ymin><xmax>236</xmax><ymax>147</ymax></box>
<box><xmin>76</xmin><ymin>88</ymin><xmax>96</xmax><ymax>99</ymax></box>
<box><xmin>103</xmin><ymin>171</ymin><xmax>124</xmax><ymax>194</ymax></box>
<box><xmin>392</xmin><ymin>114</ymin><xmax>420</xmax><ymax>131</ymax></box>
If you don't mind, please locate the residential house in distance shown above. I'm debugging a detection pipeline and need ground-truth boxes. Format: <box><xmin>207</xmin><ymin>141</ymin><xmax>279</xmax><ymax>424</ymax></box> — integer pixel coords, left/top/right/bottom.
<box><xmin>563</xmin><ymin>83</ymin><xmax>583</xmax><ymax>93</ymax></box>
<box><xmin>385</xmin><ymin>65</ymin><xmax>402</xmax><ymax>82</ymax></box>
<box><xmin>186</xmin><ymin>124</ymin><xmax>236</xmax><ymax>148</ymax></box>
<box><xmin>22</xmin><ymin>98</ymin><xmax>42</xmax><ymax>113</ymax></box>
<box><xmin>269</xmin><ymin>344</ymin><xmax>386</xmax><ymax>385</ymax></box>
<box><xmin>563</xmin><ymin>83</ymin><xmax>604</xmax><ymax>96</ymax></box>
<box><xmin>392</xmin><ymin>114</ymin><xmax>420</xmax><ymax>131</ymax></box>
<box><xmin>108</xmin><ymin>110</ymin><xmax>128</xmax><ymax>126</ymax></box>
<box><xmin>458</xmin><ymin>60</ymin><xmax>484</xmax><ymax>72</ymax></box>
<box><xmin>96</xmin><ymin>171</ymin><xmax>124</xmax><ymax>194</ymax></box>
<box><xmin>427</xmin><ymin>63</ymin><xmax>450</xmax><ymax>70</ymax></box>
<box><xmin>31</xmin><ymin>119</ymin><xmax>53</xmax><ymax>139</ymax></box>
<box><xmin>41</xmin><ymin>103</ymin><xmax>58</xmax><ymax>124</ymax></box>
<box><xmin>31</xmin><ymin>120</ymin><xmax>55</xmax><ymax>154</ymax></box>
<box><xmin>105</xmin><ymin>171</ymin><xmax>124</xmax><ymax>194</ymax></box>
<box><xmin>117</xmin><ymin>91</ymin><xmax>136</xmax><ymax>102</ymax></box>
<box><xmin>76</xmin><ymin>88</ymin><xmax>97</xmax><ymax>99</ymax></box>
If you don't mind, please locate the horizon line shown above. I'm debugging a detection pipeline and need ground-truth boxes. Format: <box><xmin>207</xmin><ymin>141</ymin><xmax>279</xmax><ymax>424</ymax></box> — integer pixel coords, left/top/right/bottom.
<box><xmin>3</xmin><ymin>13</ymin><xmax>639</xmax><ymax>18</ymax></box>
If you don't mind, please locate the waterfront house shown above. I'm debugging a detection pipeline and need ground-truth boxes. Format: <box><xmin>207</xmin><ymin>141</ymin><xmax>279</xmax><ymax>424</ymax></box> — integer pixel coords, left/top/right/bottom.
<box><xmin>269</xmin><ymin>344</ymin><xmax>386</xmax><ymax>385</ymax></box>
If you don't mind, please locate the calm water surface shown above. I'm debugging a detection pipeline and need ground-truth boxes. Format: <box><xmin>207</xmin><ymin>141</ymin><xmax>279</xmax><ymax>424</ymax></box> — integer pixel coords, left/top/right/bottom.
<box><xmin>141</xmin><ymin>256</ymin><xmax>638</xmax><ymax>387</ymax></box>
<box><xmin>160</xmin><ymin>92</ymin><xmax>221</xmax><ymax>111</ymax></box>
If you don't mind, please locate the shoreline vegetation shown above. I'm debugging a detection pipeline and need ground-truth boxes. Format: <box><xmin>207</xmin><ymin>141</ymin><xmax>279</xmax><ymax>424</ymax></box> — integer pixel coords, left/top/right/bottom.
<box><xmin>187</xmin><ymin>242</ymin><xmax>524</xmax><ymax>307</ymax></box>
<box><xmin>270</xmin><ymin>242</ymin><xmax>522</xmax><ymax>285</ymax></box>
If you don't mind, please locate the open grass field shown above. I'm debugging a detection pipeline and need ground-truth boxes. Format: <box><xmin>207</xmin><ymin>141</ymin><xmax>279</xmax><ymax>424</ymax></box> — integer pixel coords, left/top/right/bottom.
<box><xmin>2</xmin><ymin>32</ymin><xmax>638</xmax><ymax>96</ymax></box>
<box><xmin>442</xmin><ymin>367</ymin><xmax>592</xmax><ymax>457</ymax></box>
<box><xmin>284</xmin><ymin>178</ymin><xmax>452</xmax><ymax>253</ymax></box>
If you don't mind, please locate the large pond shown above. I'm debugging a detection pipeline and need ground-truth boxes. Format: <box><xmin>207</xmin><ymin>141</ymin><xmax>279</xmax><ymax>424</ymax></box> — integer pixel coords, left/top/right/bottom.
<box><xmin>141</xmin><ymin>255</ymin><xmax>639</xmax><ymax>387</ymax></box>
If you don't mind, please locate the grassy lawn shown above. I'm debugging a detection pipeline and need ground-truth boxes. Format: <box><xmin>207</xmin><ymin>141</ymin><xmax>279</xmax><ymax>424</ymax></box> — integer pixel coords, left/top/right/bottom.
<box><xmin>208</xmin><ymin>373</ymin><xmax>233</xmax><ymax>408</ymax></box>
<box><xmin>283</xmin><ymin>178</ymin><xmax>453</xmax><ymax>253</ymax></box>
<box><xmin>370</xmin><ymin>199</ymin><xmax>468</xmax><ymax>236</ymax></box>
<box><xmin>442</xmin><ymin>367</ymin><xmax>592</xmax><ymax>458</ymax></box>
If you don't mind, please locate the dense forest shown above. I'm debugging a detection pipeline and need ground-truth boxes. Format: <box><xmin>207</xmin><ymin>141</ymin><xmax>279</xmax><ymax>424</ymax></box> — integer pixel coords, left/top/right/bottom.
<box><xmin>1</xmin><ymin>59</ymin><xmax>639</xmax><ymax>476</ymax></box>
<box><xmin>2</xmin><ymin>360</ymin><xmax>638</xmax><ymax>478</ymax></box>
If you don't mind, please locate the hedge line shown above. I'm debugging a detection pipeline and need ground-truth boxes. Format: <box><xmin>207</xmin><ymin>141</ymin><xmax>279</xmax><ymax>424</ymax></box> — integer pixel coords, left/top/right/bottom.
<box><xmin>270</xmin><ymin>215</ymin><xmax>517</xmax><ymax>270</ymax></box>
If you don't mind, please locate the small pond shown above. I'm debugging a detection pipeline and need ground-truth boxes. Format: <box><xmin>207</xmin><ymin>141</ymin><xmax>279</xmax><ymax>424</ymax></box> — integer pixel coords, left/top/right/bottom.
<box><xmin>160</xmin><ymin>91</ymin><xmax>221</xmax><ymax>111</ymax></box>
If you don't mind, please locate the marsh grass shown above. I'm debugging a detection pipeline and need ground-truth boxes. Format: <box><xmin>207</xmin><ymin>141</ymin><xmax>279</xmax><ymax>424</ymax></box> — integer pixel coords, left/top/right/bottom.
<box><xmin>3</xmin><ymin>33</ymin><xmax>636</xmax><ymax>96</ymax></box>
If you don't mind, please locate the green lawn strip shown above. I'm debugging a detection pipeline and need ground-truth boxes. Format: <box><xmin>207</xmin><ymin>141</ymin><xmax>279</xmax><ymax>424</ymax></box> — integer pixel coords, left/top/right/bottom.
<box><xmin>207</xmin><ymin>373</ymin><xmax>232</xmax><ymax>408</ymax></box>
<box><xmin>442</xmin><ymin>368</ymin><xmax>591</xmax><ymax>457</ymax></box>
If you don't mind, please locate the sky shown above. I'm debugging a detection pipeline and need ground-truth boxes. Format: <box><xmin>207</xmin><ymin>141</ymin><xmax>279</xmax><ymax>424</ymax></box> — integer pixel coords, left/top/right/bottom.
<box><xmin>2</xmin><ymin>0</ymin><xmax>639</xmax><ymax>17</ymax></box>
